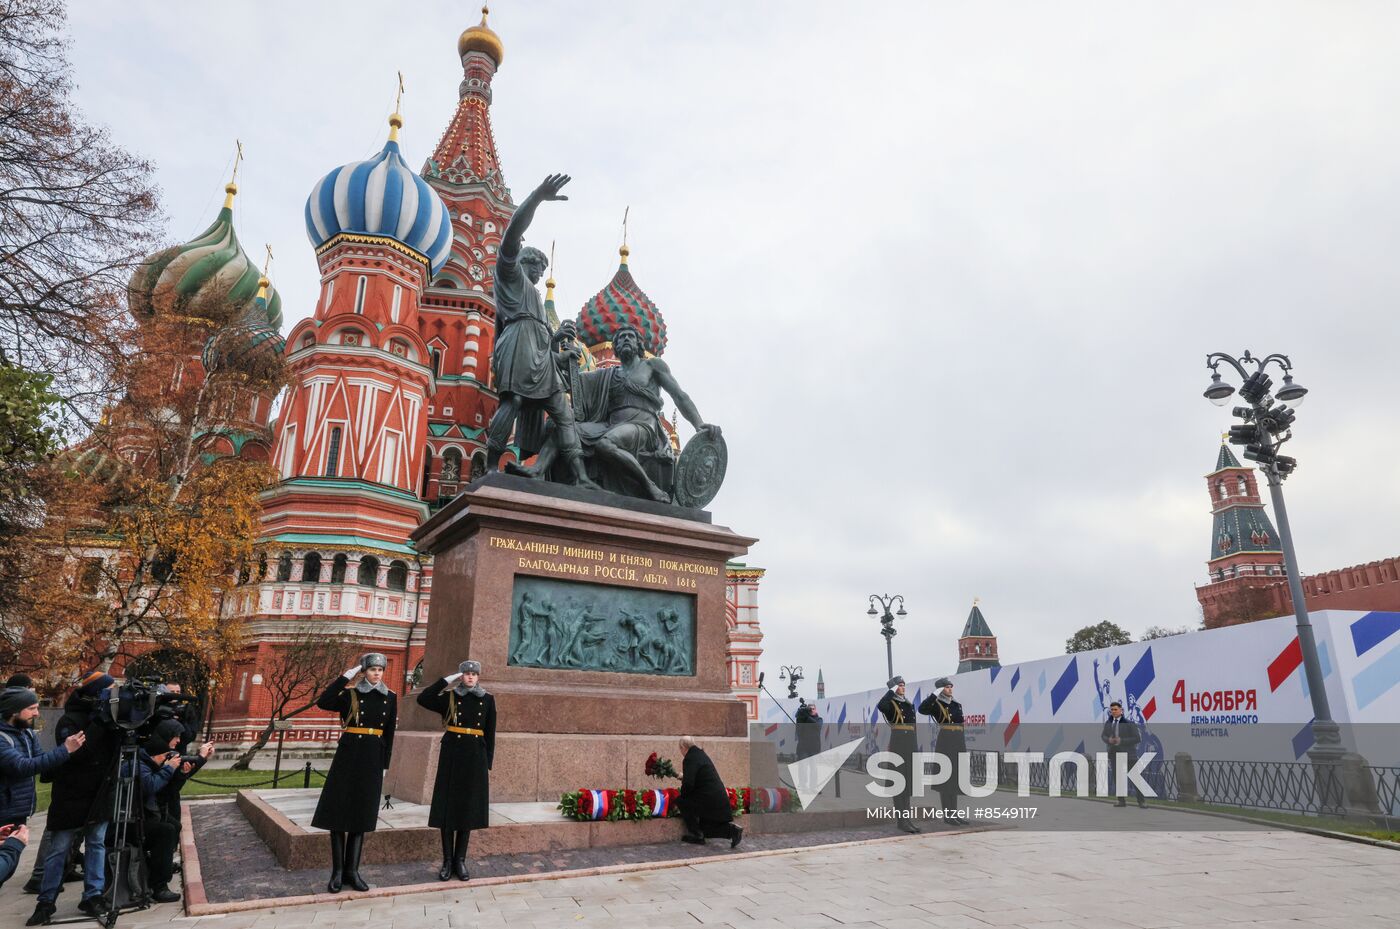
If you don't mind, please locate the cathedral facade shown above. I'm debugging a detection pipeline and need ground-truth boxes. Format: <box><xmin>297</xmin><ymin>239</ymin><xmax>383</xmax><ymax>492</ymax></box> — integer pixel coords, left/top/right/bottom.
<box><xmin>141</xmin><ymin>12</ymin><xmax>764</xmax><ymax>747</ymax></box>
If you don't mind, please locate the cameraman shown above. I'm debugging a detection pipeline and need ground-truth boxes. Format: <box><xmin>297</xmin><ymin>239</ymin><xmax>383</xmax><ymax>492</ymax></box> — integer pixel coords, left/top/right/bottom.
<box><xmin>126</xmin><ymin>719</ymin><xmax>188</xmax><ymax>904</ymax></box>
<box><xmin>26</xmin><ymin>673</ymin><xmax>116</xmax><ymax>926</ymax></box>
<box><xmin>151</xmin><ymin>683</ymin><xmax>207</xmax><ymax>824</ymax></box>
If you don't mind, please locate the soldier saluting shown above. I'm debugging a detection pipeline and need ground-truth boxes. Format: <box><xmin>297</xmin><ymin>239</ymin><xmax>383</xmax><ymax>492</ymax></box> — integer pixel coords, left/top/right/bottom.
<box><xmin>919</xmin><ymin>676</ymin><xmax>968</xmax><ymax>825</ymax></box>
<box><xmin>417</xmin><ymin>660</ymin><xmax>496</xmax><ymax>882</ymax></box>
<box><xmin>875</xmin><ymin>675</ymin><xmax>920</xmax><ymax>833</ymax></box>
<box><xmin>311</xmin><ymin>653</ymin><xmax>397</xmax><ymax>893</ymax></box>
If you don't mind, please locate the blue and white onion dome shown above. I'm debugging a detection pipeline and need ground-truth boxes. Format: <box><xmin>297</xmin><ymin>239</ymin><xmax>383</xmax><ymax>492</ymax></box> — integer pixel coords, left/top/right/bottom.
<box><xmin>304</xmin><ymin>112</ymin><xmax>454</xmax><ymax>275</ymax></box>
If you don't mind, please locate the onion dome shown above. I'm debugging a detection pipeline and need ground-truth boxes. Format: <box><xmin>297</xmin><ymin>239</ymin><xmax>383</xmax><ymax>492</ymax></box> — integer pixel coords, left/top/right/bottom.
<box><xmin>128</xmin><ymin>183</ymin><xmax>283</xmax><ymax>330</ymax></box>
<box><xmin>201</xmin><ymin>276</ymin><xmax>287</xmax><ymax>386</ymax></box>
<box><xmin>458</xmin><ymin>4</ymin><xmax>504</xmax><ymax>63</ymax></box>
<box><xmin>576</xmin><ymin>245</ymin><xmax>667</xmax><ymax>356</ymax></box>
<box><xmin>304</xmin><ymin>113</ymin><xmax>454</xmax><ymax>275</ymax></box>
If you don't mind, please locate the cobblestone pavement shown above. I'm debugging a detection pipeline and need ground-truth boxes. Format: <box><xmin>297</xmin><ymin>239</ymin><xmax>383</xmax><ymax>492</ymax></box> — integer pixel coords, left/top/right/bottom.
<box><xmin>188</xmin><ymin>800</ymin><xmax>942</xmax><ymax>903</ymax></box>
<box><xmin>3</xmin><ymin>810</ymin><xmax>1395</xmax><ymax>929</ymax></box>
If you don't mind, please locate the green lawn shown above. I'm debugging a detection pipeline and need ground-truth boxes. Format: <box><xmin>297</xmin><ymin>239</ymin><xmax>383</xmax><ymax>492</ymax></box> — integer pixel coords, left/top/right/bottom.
<box><xmin>33</xmin><ymin>766</ymin><xmax>329</xmax><ymax>813</ymax></box>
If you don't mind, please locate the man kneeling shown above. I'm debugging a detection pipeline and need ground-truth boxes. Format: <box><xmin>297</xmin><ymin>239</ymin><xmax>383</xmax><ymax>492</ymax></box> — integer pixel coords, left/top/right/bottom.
<box><xmin>677</xmin><ymin>736</ymin><xmax>741</xmax><ymax>848</ymax></box>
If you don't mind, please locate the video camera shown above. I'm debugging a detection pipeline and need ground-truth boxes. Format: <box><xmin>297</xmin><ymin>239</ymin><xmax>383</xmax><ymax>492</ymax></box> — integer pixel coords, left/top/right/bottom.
<box><xmin>96</xmin><ymin>677</ymin><xmax>196</xmax><ymax>738</ymax></box>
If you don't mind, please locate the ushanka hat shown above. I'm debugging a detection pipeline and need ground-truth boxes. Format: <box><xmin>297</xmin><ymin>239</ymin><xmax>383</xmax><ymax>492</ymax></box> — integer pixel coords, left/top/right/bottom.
<box><xmin>935</xmin><ymin>677</ymin><xmax>954</xmax><ymax>688</ymax></box>
<box><xmin>360</xmin><ymin>653</ymin><xmax>388</xmax><ymax>670</ymax></box>
<box><xmin>459</xmin><ymin>660</ymin><xmax>481</xmax><ymax>675</ymax></box>
<box><xmin>887</xmin><ymin>675</ymin><xmax>905</xmax><ymax>689</ymax></box>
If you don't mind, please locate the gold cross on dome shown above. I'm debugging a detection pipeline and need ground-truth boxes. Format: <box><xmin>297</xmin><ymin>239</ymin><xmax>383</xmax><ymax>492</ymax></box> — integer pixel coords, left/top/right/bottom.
<box><xmin>395</xmin><ymin>70</ymin><xmax>405</xmax><ymax>114</ymax></box>
<box><xmin>262</xmin><ymin>244</ymin><xmax>274</xmax><ymax>277</ymax></box>
<box><xmin>230</xmin><ymin>139</ymin><xmax>244</xmax><ymax>185</ymax></box>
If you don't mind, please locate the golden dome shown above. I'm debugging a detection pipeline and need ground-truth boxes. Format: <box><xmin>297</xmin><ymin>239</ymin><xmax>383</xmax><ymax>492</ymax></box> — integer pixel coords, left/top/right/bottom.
<box><xmin>458</xmin><ymin>5</ymin><xmax>504</xmax><ymax>64</ymax></box>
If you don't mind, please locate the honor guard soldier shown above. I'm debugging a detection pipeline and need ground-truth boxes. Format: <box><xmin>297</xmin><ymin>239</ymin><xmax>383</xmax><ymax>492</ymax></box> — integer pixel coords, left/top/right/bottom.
<box><xmin>919</xmin><ymin>676</ymin><xmax>968</xmax><ymax>824</ymax></box>
<box><xmin>875</xmin><ymin>675</ymin><xmax>920</xmax><ymax>833</ymax></box>
<box><xmin>417</xmin><ymin>660</ymin><xmax>496</xmax><ymax>881</ymax></box>
<box><xmin>311</xmin><ymin>653</ymin><xmax>397</xmax><ymax>893</ymax></box>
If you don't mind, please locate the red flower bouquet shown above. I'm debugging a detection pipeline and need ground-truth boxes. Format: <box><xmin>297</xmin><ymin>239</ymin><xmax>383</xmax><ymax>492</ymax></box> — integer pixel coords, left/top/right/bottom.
<box><xmin>644</xmin><ymin>751</ymin><xmax>680</xmax><ymax>779</ymax></box>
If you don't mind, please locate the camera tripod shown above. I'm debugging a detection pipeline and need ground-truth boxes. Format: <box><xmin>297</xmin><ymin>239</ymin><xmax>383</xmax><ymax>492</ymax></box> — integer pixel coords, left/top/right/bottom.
<box><xmin>50</xmin><ymin>731</ymin><xmax>148</xmax><ymax>928</ymax></box>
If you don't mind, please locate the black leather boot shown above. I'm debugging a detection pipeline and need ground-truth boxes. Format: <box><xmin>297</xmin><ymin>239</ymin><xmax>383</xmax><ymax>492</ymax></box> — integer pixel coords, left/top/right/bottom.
<box><xmin>452</xmin><ymin>831</ymin><xmax>470</xmax><ymax>881</ymax></box>
<box><xmin>438</xmin><ymin>829</ymin><xmax>454</xmax><ymax>881</ymax></box>
<box><xmin>326</xmin><ymin>832</ymin><xmax>345</xmax><ymax>893</ymax></box>
<box><xmin>343</xmin><ymin>832</ymin><xmax>370</xmax><ymax>892</ymax></box>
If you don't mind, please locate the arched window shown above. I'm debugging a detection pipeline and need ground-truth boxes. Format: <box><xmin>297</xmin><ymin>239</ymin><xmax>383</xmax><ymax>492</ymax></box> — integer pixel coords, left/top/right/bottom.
<box><xmin>331</xmin><ymin>553</ymin><xmax>347</xmax><ymax>583</ymax></box>
<box><xmin>302</xmin><ymin>552</ymin><xmax>322</xmax><ymax>584</ymax></box>
<box><xmin>325</xmin><ymin>426</ymin><xmax>342</xmax><ymax>477</ymax></box>
<box><xmin>276</xmin><ymin>552</ymin><xmax>293</xmax><ymax>582</ymax></box>
<box><xmin>470</xmin><ymin>452</ymin><xmax>487</xmax><ymax>481</ymax></box>
<box><xmin>357</xmin><ymin>555</ymin><xmax>380</xmax><ymax>587</ymax></box>
<box><xmin>430</xmin><ymin>348</ymin><xmax>442</xmax><ymax>377</ymax></box>
<box><xmin>441</xmin><ymin>448</ymin><xmax>462</xmax><ymax>484</ymax></box>
<box><xmin>1216</xmin><ymin>480</ymin><xmax>1227</xmax><ymax>500</ymax></box>
<box><xmin>257</xmin><ymin>552</ymin><xmax>268</xmax><ymax>581</ymax></box>
<box><xmin>421</xmin><ymin>446</ymin><xmax>434</xmax><ymax>497</ymax></box>
<box><xmin>386</xmin><ymin>560</ymin><xmax>408</xmax><ymax>591</ymax></box>
<box><xmin>1237</xmin><ymin>476</ymin><xmax>1247</xmax><ymax>495</ymax></box>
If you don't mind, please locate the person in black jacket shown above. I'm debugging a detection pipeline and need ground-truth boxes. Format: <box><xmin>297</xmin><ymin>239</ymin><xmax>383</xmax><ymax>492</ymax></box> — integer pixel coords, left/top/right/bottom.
<box><xmin>793</xmin><ymin>699</ymin><xmax>822</xmax><ymax>792</ymax></box>
<box><xmin>128</xmin><ymin>719</ymin><xmax>187</xmax><ymax>904</ymax></box>
<box><xmin>1102</xmin><ymin>701</ymin><xmax>1145</xmax><ymax>808</ymax></box>
<box><xmin>875</xmin><ymin>675</ymin><xmax>920</xmax><ymax>833</ymax></box>
<box><xmin>27</xmin><ymin>672</ymin><xmax>116</xmax><ymax>926</ymax></box>
<box><xmin>311</xmin><ymin>653</ymin><xmax>397</xmax><ymax>893</ymax></box>
<box><xmin>417</xmin><ymin>659</ymin><xmax>496</xmax><ymax>882</ymax></box>
<box><xmin>918</xmin><ymin>676</ymin><xmax>967</xmax><ymax>825</ymax></box>
<box><xmin>678</xmin><ymin>736</ymin><xmax>741</xmax><ymax>847</ymax></box>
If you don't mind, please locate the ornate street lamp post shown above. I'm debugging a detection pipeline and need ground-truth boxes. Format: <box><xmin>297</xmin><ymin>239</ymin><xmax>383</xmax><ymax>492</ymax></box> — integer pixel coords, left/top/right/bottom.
<box><xmin>1203</xmin><ymin>351</ymin><xmax>1342</xmax><ymax>767</ymax></box>
<box><xmin>867</xmin><ymin>594</ymin><xmax>906</xmax><ymax>681</ymax></box>
<box><xmin>779</xmin><ymin>665</ymin><xmax>804</xmax><ymax>700</ymax></box>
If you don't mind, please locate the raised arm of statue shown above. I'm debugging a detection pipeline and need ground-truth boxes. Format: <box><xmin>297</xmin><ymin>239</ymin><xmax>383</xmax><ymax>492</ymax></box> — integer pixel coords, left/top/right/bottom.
<box><xmin>501</xmin><ymin>174</ymin><xmax>570</xmax><ymax>261</ymax></box>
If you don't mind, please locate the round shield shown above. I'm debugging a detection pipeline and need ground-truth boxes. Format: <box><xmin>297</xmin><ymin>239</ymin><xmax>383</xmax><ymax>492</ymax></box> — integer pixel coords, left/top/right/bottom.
<box><xmin>673</xmin><ymin>429</ymin><xmax>728</xmax><ymax>509</ymax></box>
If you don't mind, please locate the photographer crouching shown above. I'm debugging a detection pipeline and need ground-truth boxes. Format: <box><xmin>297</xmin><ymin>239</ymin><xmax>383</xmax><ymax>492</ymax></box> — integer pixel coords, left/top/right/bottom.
<box><xmin>129</xmin><ymin>718</ymin><xmax>212</xmax><ymax>904</ymax></box>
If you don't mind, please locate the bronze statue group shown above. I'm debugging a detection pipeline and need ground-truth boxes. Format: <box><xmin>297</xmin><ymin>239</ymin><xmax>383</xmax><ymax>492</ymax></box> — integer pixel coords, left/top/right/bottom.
<box><xmin>311</xmin><ymin>654</ymin><xmax>495</xmax><ymax>892</ymax></box>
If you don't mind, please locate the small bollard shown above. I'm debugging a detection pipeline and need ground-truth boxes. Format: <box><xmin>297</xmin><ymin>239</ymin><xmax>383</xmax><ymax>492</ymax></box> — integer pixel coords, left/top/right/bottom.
<box><xmin>303</xmin><ymin>761</ymin><xmax>312</xmax><ymax>789</ymax></box>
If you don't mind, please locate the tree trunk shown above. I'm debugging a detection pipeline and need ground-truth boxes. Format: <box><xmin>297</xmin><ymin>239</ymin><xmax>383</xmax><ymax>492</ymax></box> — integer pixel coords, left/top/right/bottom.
<box><xmin>229</xmin><ymin>720</ymin><xmax>277</xmax><ymax>770</ymax></box>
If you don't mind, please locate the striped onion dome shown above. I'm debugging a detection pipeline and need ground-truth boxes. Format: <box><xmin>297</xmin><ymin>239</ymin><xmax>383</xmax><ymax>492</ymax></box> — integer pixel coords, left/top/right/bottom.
<box><xmin>304</xmin><ymin>115</ymin><xmax>453</xmax><ymax>275</ymax></box>
<box><xmin>128</xmin><ymin>184</ymin><xmax>283</xmax><ymax>330</ymax></box>
<box><xmin>576</xmin><ymin>245</ymin><xmax>667</xmax><ymax>356</ymax></box>
<box><xmin>201</xmin><ymin>277</ymin><xmax>287</xmax><ymax>385</ymax></box>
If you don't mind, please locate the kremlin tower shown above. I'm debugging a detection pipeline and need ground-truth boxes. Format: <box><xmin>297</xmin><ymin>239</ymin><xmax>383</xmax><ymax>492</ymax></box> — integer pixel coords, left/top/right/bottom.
<box><xmin>956</xmin><ymin>599</ymin><xmax>1000</xmax><ymax>673</ymax></box>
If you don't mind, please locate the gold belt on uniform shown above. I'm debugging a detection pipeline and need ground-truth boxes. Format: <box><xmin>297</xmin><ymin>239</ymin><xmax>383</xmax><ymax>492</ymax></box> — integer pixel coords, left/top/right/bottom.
<box><xmin>446</xmin><ymin>726</ymin><xmax>484</xmax><ymax>736</ymax></box>
<box><xmin>343</xmin><ymin>727</ymin><xmax>382</xmax><ymax>736</ymax></box>
<box><xmin>891</xmin><ymin>724</ymin><xmax>915</xmax><ymax>731</ymax></box>
<box><xmin>940</xmin><ymin>724</ymin><xmax>964</xmax><ymax>731</ymax></box>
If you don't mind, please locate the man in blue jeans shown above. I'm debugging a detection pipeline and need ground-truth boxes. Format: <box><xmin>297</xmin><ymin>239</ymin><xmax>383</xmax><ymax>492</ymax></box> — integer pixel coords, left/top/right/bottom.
<box><xmin>26</xmin><ymin>681</ymin><xmax>121</xmax><ymax>927</ymax></box>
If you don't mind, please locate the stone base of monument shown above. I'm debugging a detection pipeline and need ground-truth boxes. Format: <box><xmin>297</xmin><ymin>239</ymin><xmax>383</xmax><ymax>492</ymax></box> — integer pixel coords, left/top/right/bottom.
<box><xmin>384</xmin><ymin>732</ymin><xmax>775</xmax><ymax>803</ymax></box>
<box><xmin>236</xmin><ymin>787</ymin><xmax>875</xmax><ymax>870</ymax></box>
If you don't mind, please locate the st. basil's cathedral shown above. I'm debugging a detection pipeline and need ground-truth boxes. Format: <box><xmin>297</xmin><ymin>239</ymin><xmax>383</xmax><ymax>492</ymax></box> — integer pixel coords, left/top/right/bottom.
<box><xmin>124</xmin><ymin>10</ymin><xmax>766</xmax><ymax>749</ymax></box>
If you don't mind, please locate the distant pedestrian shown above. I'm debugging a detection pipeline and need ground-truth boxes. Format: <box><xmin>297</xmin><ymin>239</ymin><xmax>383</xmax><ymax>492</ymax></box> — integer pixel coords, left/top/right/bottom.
<box><xmin>1102</xmin><ymin>701</ymin><xmax>1145</xmax><ymax>808</ymax></box>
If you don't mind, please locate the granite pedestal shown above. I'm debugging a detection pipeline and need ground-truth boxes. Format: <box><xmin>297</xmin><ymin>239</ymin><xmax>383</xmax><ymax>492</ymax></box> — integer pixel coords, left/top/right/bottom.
<box><xmin>384</xmin><ymin>474</ymin><xmax>770</xmax><ymax>804</ymax></box>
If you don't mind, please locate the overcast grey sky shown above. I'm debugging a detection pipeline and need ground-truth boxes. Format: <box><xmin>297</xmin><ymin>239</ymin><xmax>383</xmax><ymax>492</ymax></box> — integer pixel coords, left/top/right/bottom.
<box><xmin>67</xmin><ymin>2</ymin><xmax>1400</xmax><ymax>695</ymax></box>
